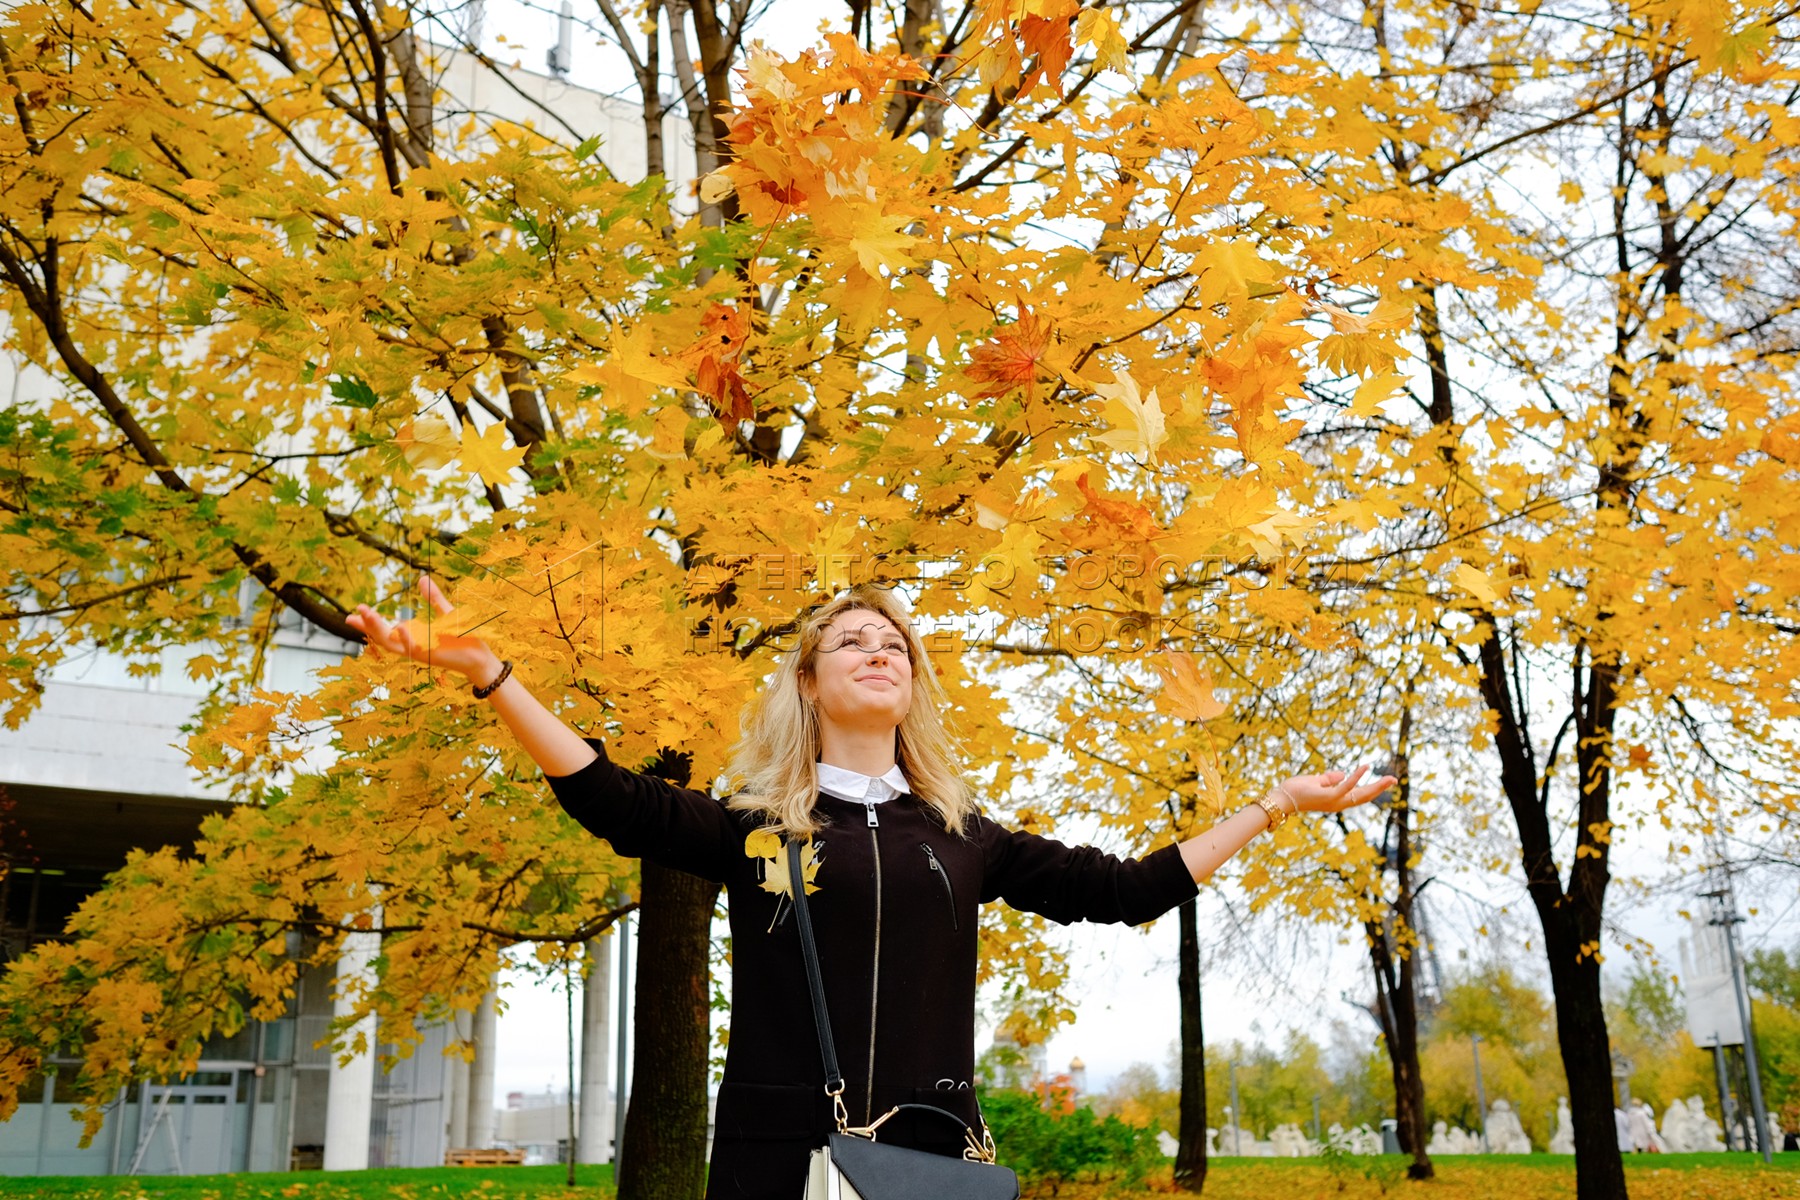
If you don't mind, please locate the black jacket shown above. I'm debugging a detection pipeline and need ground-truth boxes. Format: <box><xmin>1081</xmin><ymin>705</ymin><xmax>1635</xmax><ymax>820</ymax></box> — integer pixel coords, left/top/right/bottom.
<box><xmin>546</xmin><ymin>739</ymin><xmax>1198</xmax><ymax>1200</ymax></box>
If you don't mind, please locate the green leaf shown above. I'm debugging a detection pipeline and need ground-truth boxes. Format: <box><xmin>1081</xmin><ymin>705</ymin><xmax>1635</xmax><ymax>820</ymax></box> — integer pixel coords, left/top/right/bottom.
<box><xmin>329</xmin><ymin>376</ymin><xmax>380</xmax><ymax>409</ymax></box>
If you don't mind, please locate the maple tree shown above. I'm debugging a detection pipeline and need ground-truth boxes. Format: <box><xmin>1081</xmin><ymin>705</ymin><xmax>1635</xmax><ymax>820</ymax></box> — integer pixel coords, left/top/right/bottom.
<box><xmin>0</xmin><ymin>0</ymin><xmax>1421</xmax><ymax>1191</ymax></box>
<box><xmin>1179</xmin><ymin>2</ymin><xmax>1800</xmax><ymax>1197</ymax></box>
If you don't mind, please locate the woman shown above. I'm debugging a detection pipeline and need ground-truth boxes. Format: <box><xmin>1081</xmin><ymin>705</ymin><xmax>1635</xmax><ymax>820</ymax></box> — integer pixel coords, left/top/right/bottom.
<box><xmin>348</xmin><ymin>577</ymin><xmax>1393</xmax><ymax>1199</ymax></box>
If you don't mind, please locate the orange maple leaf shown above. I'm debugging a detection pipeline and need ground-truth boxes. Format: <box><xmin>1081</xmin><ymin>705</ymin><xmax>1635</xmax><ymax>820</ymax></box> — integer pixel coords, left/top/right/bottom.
<box><xmin>681</xmin><ymin>303</ymin><xmax>754</xmax><ymax>424</ymax></box>
<box><xmin>1018</xmin><ymin>4</ymin><xmax>1078</xmax><ymax>98</ymax></box>
<box><xmin>967</xmin><ymin>312</ymin><xmax>1056</xmax><ymax>403</ymax></box>
<box><xmin>1071</xmin><ymin>471</ymin><xmax>1165</xmax><ymax>544</ymax></box>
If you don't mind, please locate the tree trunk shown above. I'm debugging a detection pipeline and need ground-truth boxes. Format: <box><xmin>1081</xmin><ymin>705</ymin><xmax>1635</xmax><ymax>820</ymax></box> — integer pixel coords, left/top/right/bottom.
<box><xmin>1544</xmin><ymin>923</ymin><xmax>1625</xmax><ymax>1197</ymax></box>
<box><xmin>1173</xmin><ymin>895</ymin><xmax>1207</xmax><ymax>1192</ymax></box>
<box><xmin>1384</xmin><ymin>939</ymin><xmax>1431</xmax><ymax>1179</ymax></box>
<box><xmin>1363</xmin><ymin>742</ymin><xmax>1432</xmax><ymax>1180</ymax></box>
<box><xmin>618</xmin><ymin>751</ymin><xmax>721</xmax><ymax>1200</ymax></box>
<box><xmin>1475</xmin><ymin>625</ymin><xmax>1628</xmax><ymax>1200</ymax></box>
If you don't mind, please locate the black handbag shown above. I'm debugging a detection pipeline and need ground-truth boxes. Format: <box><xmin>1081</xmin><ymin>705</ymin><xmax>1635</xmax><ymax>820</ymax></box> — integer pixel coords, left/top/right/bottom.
<box><xmin>786</xmin><ymin>838</ymin><xmax>1019</xmax><ymax>1200</ymax></box>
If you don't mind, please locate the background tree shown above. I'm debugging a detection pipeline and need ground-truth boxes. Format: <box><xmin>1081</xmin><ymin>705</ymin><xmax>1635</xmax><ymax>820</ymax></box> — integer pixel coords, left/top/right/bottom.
<box><xmin>1200</xmin><ymin>2</ymin><xmax>1800</xmax><ymax>1196</ymax></box>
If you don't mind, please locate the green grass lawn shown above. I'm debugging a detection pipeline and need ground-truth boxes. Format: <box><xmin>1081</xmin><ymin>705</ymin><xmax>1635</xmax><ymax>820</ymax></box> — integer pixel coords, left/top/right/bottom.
<box><xmin>0</xmin><ymin>1164</ymin><xmax>613</xmax><ymax>1199</ymax></box>
<box><xmin>0</xmin><ymin>1154</ymin><xmax>1793</xmax><ymax>1200</ymax></box>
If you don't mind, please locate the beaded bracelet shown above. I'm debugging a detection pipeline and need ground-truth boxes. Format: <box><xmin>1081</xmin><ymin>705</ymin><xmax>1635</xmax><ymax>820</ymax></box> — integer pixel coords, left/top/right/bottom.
<box><xmin>473</xmin><ymin>659</ymin><xmax>513</xmax><ymax>700</ymax></box>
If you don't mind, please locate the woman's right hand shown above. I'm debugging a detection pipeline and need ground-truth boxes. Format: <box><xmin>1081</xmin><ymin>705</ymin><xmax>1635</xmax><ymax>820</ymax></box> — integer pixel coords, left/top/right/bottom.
<box><xmin>346</xmin><ymin>575</ymin><xmax>502</xmax><ymax>684</ymax></box>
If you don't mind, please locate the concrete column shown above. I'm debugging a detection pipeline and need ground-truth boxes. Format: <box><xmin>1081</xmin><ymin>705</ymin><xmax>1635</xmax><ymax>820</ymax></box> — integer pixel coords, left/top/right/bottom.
<box><xmin>577</xmin><ymin>934</ymin><xmax>613</xmax><ymax>1164</ymax></box>
<box><xmin>447</xmin><ymin>1008</ymin><xmax>471</xmax><ymax>1150</ymax></box>
<box><xmin>465</xmin><ymin>980</ymin><xmax>498</xmax><ymax>1148</ymax></box>
<box><xmin>322</xmin><ymin>923</ymin><xmax>380</xmax><ymax>1171</ymax></box>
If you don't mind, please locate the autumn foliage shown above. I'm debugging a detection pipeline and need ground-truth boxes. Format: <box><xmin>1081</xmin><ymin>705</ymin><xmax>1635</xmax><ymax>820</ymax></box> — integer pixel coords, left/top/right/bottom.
<box><xmin>2</xmin><ymin>3</ymin><xmax>1797</xmax><ymax>1198</ymax></box>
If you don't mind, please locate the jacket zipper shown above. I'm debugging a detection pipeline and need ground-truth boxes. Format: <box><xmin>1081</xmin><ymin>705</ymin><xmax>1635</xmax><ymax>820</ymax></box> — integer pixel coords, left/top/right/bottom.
<box><xmin>922</xmin><ymin>843</ymin><xmax>957</xmax><ymax>931</ymax></box>
<box><xmin>864</xmin><ymin>800</ymin><xmax>881</xmax><ymax>1125</ymax></box>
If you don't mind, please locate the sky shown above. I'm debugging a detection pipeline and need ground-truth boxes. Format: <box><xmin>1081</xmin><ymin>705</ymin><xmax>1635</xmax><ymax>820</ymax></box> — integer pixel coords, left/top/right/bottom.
<box><xmin>434</xmin><ymin>0</ymin><xmax>1800</xmax><ymax>1107</ymax></box>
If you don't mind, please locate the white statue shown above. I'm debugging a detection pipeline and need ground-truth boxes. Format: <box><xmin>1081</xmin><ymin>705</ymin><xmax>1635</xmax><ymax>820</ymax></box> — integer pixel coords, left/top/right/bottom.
<box><xmin>1614</xmin><ymin>1106</ymin><xmax>1632</xmax><ymax>1152</ymax></box>
<box><xmin>1660</xmin><ymin>1097</ymin><xmax>1693</xmax><ymax>1153</ymax></box>
<box><xmin>1685</xmin><ymin>1096</ymin><xmax>1726</xmax><ymax>1152</ymax></box>
<box><xmin>1216</xmin><ymin>1115</ymin><xmax>1264</xmax><ymax>1156</ymax></box>
<box><xmin>1426</xmin><ymin>1120</ymin><xmax>1482</xmax><ymax>1155</ymax></box>
<box><xmin>1488</xmin><ymin>1099</ymin><xmax>1533</xmax><ymax>1154</ymax></box>
<box><xmin>1156</xmin><ymin>1130</ymin><xmax>1178</xmax><ymax>1158</ymax></box>
<box><xmin>1549</xmin><ymin>1096</ymin><xmax>1574</xmax><ymax>1155</ymax></box>
<box><xmin>1269</xmin><ymin>1123</ymin><xmax>1315</xmax><ymax>1158</ymax></box>
<box><xmin>1769</xmin><ymin>1111</ymin><xmax>1784</xmax><ymax>1152</ymax></box>
<box><xmin>1626</xmin><ymin>1098</ymin><xmax>1665</xmax><ymax>1152</ymax></box>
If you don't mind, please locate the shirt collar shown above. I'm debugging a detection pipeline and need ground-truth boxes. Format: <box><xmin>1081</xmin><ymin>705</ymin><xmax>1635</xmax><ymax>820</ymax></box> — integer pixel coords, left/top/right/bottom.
<box><xmin>816</xmin><ymin>760</ymin><xmax>911</xmax><ymax>804</ymax></box>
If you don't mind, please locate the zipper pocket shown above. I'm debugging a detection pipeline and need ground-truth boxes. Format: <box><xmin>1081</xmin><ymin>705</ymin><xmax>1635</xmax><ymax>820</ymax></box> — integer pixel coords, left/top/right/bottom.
<box><xmin>921</xmin><ymin>843</ymin><xmax>957</xmax><ymax>931</ymax></box>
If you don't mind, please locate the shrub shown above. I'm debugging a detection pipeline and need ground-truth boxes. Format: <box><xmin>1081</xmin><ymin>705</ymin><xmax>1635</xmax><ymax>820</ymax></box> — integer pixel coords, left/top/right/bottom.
<box><xmin>982</xmin><ymin>1087</ymin><xmax>1165</xmax><ymax>1194</ymax></box>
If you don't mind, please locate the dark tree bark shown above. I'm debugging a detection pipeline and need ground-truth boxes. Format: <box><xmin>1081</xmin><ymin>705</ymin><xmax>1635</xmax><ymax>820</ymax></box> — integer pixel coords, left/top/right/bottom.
<box><xmin>1360</xmin><ymin>744</ymin><xmax>1432</xmax><ymax>1180</ymax></box>
<box><xmin>1172</xmin><ymin>895</ymin><xmax>1207</xmax><ymax>1192</ymax></box>
<box><xmin>617</xmin><ymin>751</ymin><xmax>723</xmax><ymax>1200</ymax></box>
<box><xmin>1473</xmin><ymin>626</ymin><xmax>1628</xmax><ymax>1200</ymax></box>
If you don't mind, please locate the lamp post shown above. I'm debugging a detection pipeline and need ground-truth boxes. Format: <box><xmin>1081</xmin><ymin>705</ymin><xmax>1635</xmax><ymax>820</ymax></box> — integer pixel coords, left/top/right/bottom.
<box><xmin>1470</xmin><ymin>1035</ymin><xmax>1490</xmax><ymax>1154</ymax></box>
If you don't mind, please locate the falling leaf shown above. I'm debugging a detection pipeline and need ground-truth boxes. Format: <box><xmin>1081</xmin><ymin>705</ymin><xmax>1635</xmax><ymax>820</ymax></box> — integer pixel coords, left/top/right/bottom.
<box><xmin>1194</xmin><ymin>238</ymin><xmax>1274</xmax><ymax>307</ymax></box>
<box><xmin>966</xmin><ymin>312</ymin><xmax>1055</xmax><ymax>402</ymax></box>
<box><xmin>395</xmin><ymin>411</ymin><xmax>459</xmax><ymax>471</ymax></box>
<box><xmin>973</xmin><ymin>501</ymin><xmax>1011</xmax><ymax>531</ymax></box>
<box><xmin>1453</xmin><ymin>563</ymin><xmax>1500</xmax><ymax>606</ymax></box>
<box><xmin>566</xmin><ymin>320</ymin><xmax>689</xmax><ymax>415</ymax></box>
<box><xmin>680</xmin><ymin>302</ymin><xmax>754</xmax><ymax>423</ymax></box>
<box><xmin>699</xmin><ymin>170</ymin><xmax>735</xmax><ymax>205</ymax></box>
<box><xmin>1348</xmin><ymin>372</ymin><xmax>1409</xmax><ymax>419</ymax></box>
<box><xmin>745</xmin><ymin>829</ymin><xmax>821</xmax><ymax>897</ymax></box>
<box><xmin>1092</xmin><ymin>368</ymin><xmax>1168</xmax><ymax>463</ymax></box>
<box><xmin>1246</xmin><ymin>508</ymin><xmax>1315</xmax><ymax>556</ymax></box>
<box><xmin>1017</xmin><ymin>0</ymin><xmax>1080</xmax><ymax>97</ymax></box>
<box><xmin>1147</xmin><ymin>651</ymin><xmax>1226</xmax><ymax>722</ymax></box>
<box><xmin>1075</xmin><ymin>9</ymin><xmax>1132</xmax><ymax>78</ymax></box>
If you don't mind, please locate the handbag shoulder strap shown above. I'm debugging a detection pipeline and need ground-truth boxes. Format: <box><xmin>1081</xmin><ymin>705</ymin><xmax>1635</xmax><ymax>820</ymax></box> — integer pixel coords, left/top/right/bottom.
<box><xmin>787</xmin><ymin>836</ymin><xmax>849</xmax><ymax>1130</ymax></box>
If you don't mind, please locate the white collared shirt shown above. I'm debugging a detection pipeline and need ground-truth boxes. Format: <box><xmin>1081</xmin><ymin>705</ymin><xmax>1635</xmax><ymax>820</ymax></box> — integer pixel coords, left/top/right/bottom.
<box><xmin>816</xmin><ymin>760</ymin><xmax>911</xmax><ymax>804</ymax></box>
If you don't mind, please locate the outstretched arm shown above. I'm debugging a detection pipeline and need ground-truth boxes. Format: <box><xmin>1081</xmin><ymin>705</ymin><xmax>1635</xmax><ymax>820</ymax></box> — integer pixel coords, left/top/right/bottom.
<box><xmin>1176</xmin><ymin>767</ymin><xmax>1396</xmax><ymax>884</ymax></box>
<box><xmin>346</xmin><ymin>576</ymin><xmax>599</xmax><ymax>777</ymax></box>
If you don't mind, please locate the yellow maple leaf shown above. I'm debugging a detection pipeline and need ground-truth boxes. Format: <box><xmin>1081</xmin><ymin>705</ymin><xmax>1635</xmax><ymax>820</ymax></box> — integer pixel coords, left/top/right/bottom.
<box><xmin>565</xmin><ymin>321</ymin><xmax>688</xmax><ymax>415</ymax></box>
<box><xmin>699</xmin><ymin>170</ymin><xmax>735</xmax><ymax>205</ymax></box>
<box><xmin>1147</xmin><ymin>651</ymin><xmax>1226</xmax><ymax>722</ymax></box>
<box><xmin>1194</xmin><ymin>238</ymin><xmax>1274</xmax><ymax>308</ymax></box>
<box><xmin>395</xmin><ymin>411</ymin><xmax>459</xmax><ymax>471</ymax></box>
<box><xmin>1453</xmin><ymin>562</ymin><xmax>1500</xmax><ymax>606</ymax></box>
<box><xmin>745</xmin><ymin>829</ymin><xmax>822</xmax><ymax>897</ymax></box>
<box><xmin>1246</xmin><ymin>508</ymin><xmax>1315</xmax><ymax>556</ymax></box>
<box><xmin>458</xmin><ymin>422</ymin><xmax>526</xmax><ymax>485</ymax></box>
<box><xmin>1348</xmin><ymin>372</ymin><xmax>1409</xmax><ymax>419</ymax></box>
<box><xmin>1092</xmin><ymin>368</ymin><xmax>1167</xmax><ymax>463</ymax></box>
<box><xmin>1075</xmin><ymin>8</ymin><xmax>1132</xmax><ymax>77</ymax></box>
<box><xmin>970</xmin><ymin>520</ymin><xmax>1043</xmax><ymax>605</ymax></box>
<box><xmin>846</xmin><ymin>208</ymin><xmax>917</xmax><ymax>277</ymax></box>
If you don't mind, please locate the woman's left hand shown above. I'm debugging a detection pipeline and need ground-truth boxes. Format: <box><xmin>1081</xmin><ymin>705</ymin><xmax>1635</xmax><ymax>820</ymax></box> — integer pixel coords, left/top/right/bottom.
<box><xmin>1275</xmin><ymin>765</ymin><xmax>1397</xmax><ymax>816</ymax></box>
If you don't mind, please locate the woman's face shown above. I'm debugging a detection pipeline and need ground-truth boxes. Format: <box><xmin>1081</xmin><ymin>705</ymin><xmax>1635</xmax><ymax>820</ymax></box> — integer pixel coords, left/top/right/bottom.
<box><xmin>802</xmin><ymin>608</ymin><xmax>914</xmax><ymax>733</ymax></box>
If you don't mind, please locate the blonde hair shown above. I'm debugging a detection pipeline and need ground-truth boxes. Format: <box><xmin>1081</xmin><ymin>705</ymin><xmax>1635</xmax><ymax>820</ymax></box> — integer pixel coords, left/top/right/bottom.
<box><xmin>724</xmin><ymin>583</ymin><xmax>974</xmax><ymax>837</ymax></box>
